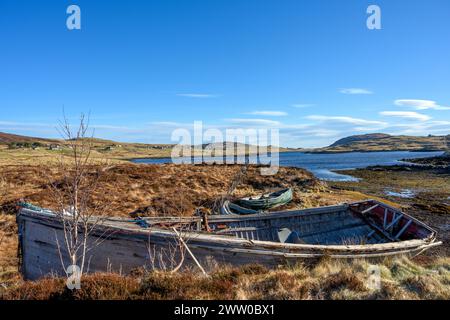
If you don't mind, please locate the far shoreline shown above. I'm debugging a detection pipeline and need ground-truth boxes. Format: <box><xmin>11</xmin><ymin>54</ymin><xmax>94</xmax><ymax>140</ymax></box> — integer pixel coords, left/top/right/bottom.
<box><xmin>127</xmin><ymin>150</ymin><xmax>445</xmax><ymax>183</ymax></box>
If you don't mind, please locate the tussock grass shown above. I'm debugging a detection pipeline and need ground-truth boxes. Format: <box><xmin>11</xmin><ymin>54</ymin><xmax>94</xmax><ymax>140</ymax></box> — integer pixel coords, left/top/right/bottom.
<box><xmin>2</xmin><ymin>257</ymin><xmax>449</xmax><ymax>300</ymax></box>
<box><xmin>0</xmin><ymin>213</ymin><xmax>20</xmax><ymax>289</ymax></box>
<box><xmin>0</xmin><ymin>163</ymin><xmax>329</xmax><ymax>217</ymax></box>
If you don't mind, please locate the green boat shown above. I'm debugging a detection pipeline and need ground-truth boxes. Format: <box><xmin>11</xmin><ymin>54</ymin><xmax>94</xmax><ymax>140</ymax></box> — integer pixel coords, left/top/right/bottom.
<box><xmin>220</xmin><ymin>200</ymin><xmax>259</xmax><ymax>215</ymax></box>
<box><xmin>237</xmin><ymin>188</ymin><xmax>293</xmax><ymax>210</ymax></box>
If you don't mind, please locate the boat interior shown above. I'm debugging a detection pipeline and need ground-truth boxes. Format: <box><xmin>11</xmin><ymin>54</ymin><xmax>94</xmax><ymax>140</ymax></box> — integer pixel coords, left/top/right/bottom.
<box><xmin>205</xmin><ymin>200</ymin><xmax>436</xmax><ymax>245</ymax></box>
<box><xmin>209</xmin><ymin>205</ymin><xmax>385</xmax><ymax>245</ymax></box>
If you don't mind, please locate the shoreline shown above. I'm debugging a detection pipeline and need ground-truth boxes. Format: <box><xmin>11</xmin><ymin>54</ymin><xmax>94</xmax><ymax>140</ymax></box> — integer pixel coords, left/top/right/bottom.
<box><xmin>127</xmin><ymin>150</ymin><xmax>445</xmax><ymax>183</ymax></box>
<box><xmin>304</xmin><ymin>149</ymin><xmax>446</xmax><ymax>154</ymax></box>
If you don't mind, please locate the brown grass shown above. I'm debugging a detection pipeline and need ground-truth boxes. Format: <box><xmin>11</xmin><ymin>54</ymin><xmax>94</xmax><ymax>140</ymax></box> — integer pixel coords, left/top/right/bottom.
<box><xmin>2</xmin><ymin>257</ymin><xmax>449</xmax><ymax>300</ymax></box>
<box><xmin>0</xmin><ymin>163</ymin><xmax>333</xmax><ymax>217</ymax></box>
<box><xmin>0</xmin><ymin>214</ymin><xmax>19</xmax><ymax>289</ymax></box>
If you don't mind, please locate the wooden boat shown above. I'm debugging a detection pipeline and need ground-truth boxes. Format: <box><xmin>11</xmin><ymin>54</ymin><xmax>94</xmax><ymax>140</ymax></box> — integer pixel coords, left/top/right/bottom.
<box><xmin>220</xmin><ymin>200</ymin><xmax>259</xmax><ymax>215</ymax></box>
<box><xmin>237</xmin><ymin>188</ymin><xmax>293</xmax><ymax>210</ymax></box>
<box><xmin>17</xmin><ymin>199</ymin><xmax>441</xmax><ymax>280</ymax></box>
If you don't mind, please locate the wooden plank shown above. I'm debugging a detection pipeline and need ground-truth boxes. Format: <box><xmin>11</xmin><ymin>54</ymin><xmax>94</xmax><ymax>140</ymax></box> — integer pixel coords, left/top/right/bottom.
<box><xmin>395</xmin><ymin>220</ymin><xmax>413</xmax><ymax>240</ymax></box>
<box><xmin>385</xmin><ymin>214</ymin><xmax>404</xmax><ymax>231</ymax></box>
<box><xmin>367</xmin><ymin>230</ymin><xmax>376</xmax><ymax>238</ymax></box>
<box><xmin>362</xmin><ymin>204</ymin><xmax>379</xmax><ymax>214</ymax></box>
<box><xmin>383</xmin><ymin>208</ymin><xmax>388</xmax><ymax>228</ymax></box>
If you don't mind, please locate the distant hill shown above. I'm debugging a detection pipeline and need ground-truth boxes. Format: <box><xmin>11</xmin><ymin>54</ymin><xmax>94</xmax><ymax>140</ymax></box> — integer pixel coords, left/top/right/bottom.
<box><xmin>0</xmin><ymin>132</ymin><xmax>60</xmax><ymax>145</ymax></box>
<box><xmin>329</xmin><ymin>133</ymin><xmax>391</xmax><ymax>147</ymax></box>
<box><xmin>1</xmin><ymin>131</ymin><xmax>448</xmax><ymax>155</ymax></box>
<box><xmin>313</xmin><ymin>133</ymin><xmax>449</xmax><ymax>153</ymax></box>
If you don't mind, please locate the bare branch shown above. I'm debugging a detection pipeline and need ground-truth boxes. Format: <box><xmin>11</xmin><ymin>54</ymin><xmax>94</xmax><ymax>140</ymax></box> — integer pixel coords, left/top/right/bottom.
<box><xmin>48</xmin><ymin>112</ymin><xmax>111</xmax><ymax>277</ymax></box>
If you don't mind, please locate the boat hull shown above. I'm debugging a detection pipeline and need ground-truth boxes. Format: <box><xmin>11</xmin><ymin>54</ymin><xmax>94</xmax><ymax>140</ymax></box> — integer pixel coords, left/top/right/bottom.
<box><xmin>17</xmin><ymin>200</ymin><xmax>440</xmax><ymax>280</ymax></box>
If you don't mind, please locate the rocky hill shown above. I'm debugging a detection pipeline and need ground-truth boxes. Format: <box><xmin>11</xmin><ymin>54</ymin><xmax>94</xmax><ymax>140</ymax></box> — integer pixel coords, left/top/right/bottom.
<box><xmin>312</xmin><ymin>134</ymin><xmax>449</xmax><ymax>153</ymax></box>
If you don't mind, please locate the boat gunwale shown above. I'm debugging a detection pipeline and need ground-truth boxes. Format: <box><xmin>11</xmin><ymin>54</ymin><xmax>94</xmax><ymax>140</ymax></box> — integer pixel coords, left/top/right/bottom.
<box><xmin>17</xmin><ymin>201</ymin><xmax>439</xmax><ymax>254</ymax></box>
<box><xmin>212</xmin><ymin>203</ymin><xmax>349</xmax><ymax>221</ymax></box>
<box><xmin>240</xmin><ymin>187</ymin><xmax>292</xmax><ymax>202</ymax></box>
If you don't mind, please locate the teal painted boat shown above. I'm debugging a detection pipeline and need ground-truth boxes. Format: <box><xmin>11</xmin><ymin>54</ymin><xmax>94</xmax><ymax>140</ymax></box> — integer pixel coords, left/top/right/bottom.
<box><xmin>220</xmin><ymin>200</ymin><xmax>259</xmax><ymax>215</ymax></box>
<box><xmin>237</xmin><ymin>188</ymin><xmax>293</xmax><ymax>210</ymax></box>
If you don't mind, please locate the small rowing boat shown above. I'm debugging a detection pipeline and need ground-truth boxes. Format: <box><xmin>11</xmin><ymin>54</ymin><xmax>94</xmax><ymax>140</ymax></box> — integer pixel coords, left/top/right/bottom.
<box><xmin>220</xmin><ymin>200</ymin><xmax>259</xmax><ymax>215</ymax></box>
<box><xmin>237</xmin><ymin>188</ymin><xmax>293</xmax><ymax>210</ymax></box>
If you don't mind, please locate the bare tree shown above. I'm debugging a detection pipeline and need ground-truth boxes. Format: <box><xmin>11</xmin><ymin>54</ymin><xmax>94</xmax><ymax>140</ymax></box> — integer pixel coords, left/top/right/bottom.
<box><xmin>145</xmin><ymin>222</ymin><xmax>209</xmax><ymax>276</ymax></box>
<box><xmin>146</xmin><ymin>226</ymin><xmax>186</xmax><ymax>273</ymax></box>
<box><xmin>50</xmin><ymin>113</ymin><xmax>111</xmax><ymax>276</ymax></box>
<box><xmin>211</xmin><ymin>164</ymin><xmax>248</xmax><ymax>214</ymax></box>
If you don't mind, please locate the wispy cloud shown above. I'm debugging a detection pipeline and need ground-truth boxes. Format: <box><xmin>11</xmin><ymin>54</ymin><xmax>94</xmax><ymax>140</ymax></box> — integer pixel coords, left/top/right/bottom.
<box><xmin>247</xmin><ymin>111</ymin><xmax>287</xmax><ymax>116</ymax></box>
<box><xmin>291</xmin><ymin>104</ymin><xmax>315</xmax><ymax>108</ymax></box>
<box><xmin>379</xmin><ymin>111</ymin><xmax>431</xmax><ymax>121</ymax></box>
<box><xmin>0</xmin><ymin>121</ymin><xmax>53</xmax><ymax>127</ymax></box>
<box><xmin>305</xmin><ymin>115</ymin><xmax>386</xmax><ymax>126</ymax></box>
<box><xmin>176</xmin><ymin>93</ymin><xmax>219</xmax><ymax>98</ymax></box>
<box><xmin>226</xmin><ymin>118</ymin><xmax>281</xmax><ymax>126</ymax></box>
<box><xmin>385</xmin><ymin>120</ymin><xmax>450</xmax><ymax>136</ymax></box>
<box><xmin>339</xmin><ymin>88</ymin><xmax>373</xmax><ymax>95</ymax></box>
<box><xmin>394</xmin><ymin>99</ymin><xmax>450</xmax><ymax>110</ymax></box>
<box><xmin>151</xmin><ymin>121</ymin><xmax>193</xmax><ymax>127</ymax></box>
<box><xmin>302</xmin><ymin>129</ymin><xmax>341</xmax><ymax>137</ymax></box>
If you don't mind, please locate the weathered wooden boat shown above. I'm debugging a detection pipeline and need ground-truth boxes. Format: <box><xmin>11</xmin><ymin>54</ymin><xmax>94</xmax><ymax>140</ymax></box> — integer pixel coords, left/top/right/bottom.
<box><xmin>237</xmin><ymin>188</ymin><xmax>293</xmax><ymax>210</ymax></box>
<box><xmin>220</xmin><ymin>200</ymin><xmax>259</xmax><ymax>215</ymax></box>
<box><xmin>17</xmin><ymin>199</ymin><xmax>441</xmax><ymax>280</ymax></box>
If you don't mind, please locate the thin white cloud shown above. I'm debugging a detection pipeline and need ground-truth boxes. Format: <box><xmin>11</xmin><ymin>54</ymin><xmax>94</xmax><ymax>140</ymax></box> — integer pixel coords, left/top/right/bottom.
<box><xmin>226</xmin><ymin>118</ymin><xmax>281</xmax><ymax>126</ymax></box>
<box><xmin>386</xmin><ymin>121</ymin><xmax>450</xmax><ymax>136</ymax></box>
<box><xmin>151</xmin><ymin>121</ymin><xmax>192</xmax><ymax>127</ymax></box>
<box><xmin>176</xmin><ymin>93</ymin><xmax>218</xmax><ymax>98</ymax></box>
<box><xmin>340</xmin><ymin>88</ymin><xmax>373</xmax><ymax>95</ymax></box>
<box><xmin>247</xmin><ymin>111</ymin><xmax>287</xmax><ymax>116</ymax></box>
<box><xmin>305</xmin><ymin>115</ymin><xmax>386</xmax><ymax>126</ymax></box>
<box><xmin>291</xmin><ymin>104</ymin><xmax>315</xmax><ymax>108</ymax></box>
<box><xmin>303</xmin><ymin>129</ymin><xmax>341</xmax><ymax>137</ymax></box>
<box><xmin>0</xmin><ymin>121</ymin><xmax>51</xmax><ymax>127</ymax></box>
<box><xmin>394</xmin><ymin>99</ymin><xmax>450</xmax><ymax>110</ymax></box>
<box><xmin>379</xmin><ymin>111</ymin><xmax>431</xmax><ymax>121</ymax></box>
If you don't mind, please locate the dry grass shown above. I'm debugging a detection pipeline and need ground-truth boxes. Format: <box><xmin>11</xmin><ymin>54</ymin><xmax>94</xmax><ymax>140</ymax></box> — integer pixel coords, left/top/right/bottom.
<box><xmin>0</xmin><ymin>214</ymin><xmax>19</xmax><ymax>289</ymax></box>
<box><xmin>1</xmin><ymin>257</ymin><xmax>449</xmax><ymax>300</ymax></box>
<box><xmin>0</xmin><ymin>163</ymin><xmax>336</xmax><ymax>217</ymax></box>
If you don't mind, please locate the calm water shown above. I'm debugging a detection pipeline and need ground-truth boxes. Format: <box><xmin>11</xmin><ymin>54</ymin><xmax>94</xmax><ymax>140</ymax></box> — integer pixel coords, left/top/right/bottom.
<box><xmin>132</xmin><ymin>151</ymin><xmax>444</xmax><ymax>182</ymax></box>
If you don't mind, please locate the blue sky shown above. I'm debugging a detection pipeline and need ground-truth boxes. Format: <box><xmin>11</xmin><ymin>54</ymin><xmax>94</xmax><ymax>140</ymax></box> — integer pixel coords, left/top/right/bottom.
<box><xmin>1</xmin><ymin>0</ymin><xmax>449</xmax><ymax>147</ymax></box>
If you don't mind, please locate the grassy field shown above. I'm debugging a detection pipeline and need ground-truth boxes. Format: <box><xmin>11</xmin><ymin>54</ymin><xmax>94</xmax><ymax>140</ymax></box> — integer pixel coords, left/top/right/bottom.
<box><xmin>0</xmin><ymin>148</ymin><xmax>449</xmax><ymax>299</ymax></box>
